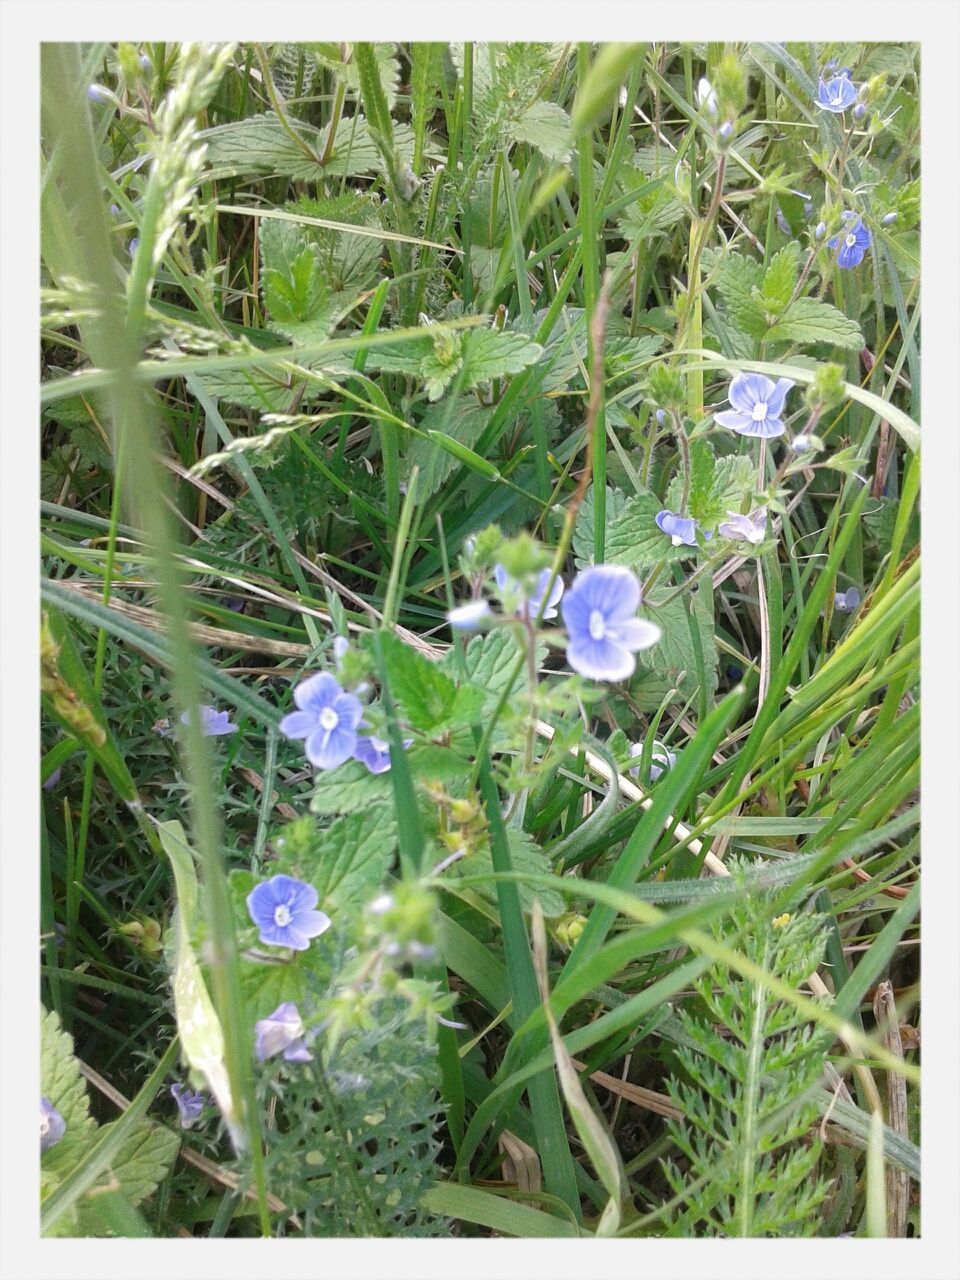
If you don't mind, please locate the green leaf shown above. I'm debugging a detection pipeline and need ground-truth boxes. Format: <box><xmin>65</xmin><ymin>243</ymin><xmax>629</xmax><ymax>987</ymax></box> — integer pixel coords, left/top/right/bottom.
<box><xmin>704</xmin><ymin>249</ymin><xmax>767</xmax><ymax>338</ymax></box>
<box><xmin>41</xmin><ymin>1007</ymin><xmax>97</xmax><ymax>1179</ymax></box>
<box><xmin>761</xmin><ymin>241</ymin><xmax>801</xmax><ymax>311</ymax></box>
<box><xmin>443</xmin><ymin>626</ymin><xmax>544</xmax><ymax>713</ymax></box>
<box><xmin>763</xmin><ymin>296</ymin><xmax>864</xmax><ymax>349</ymax></box>
<box><xmin>296</xmin><ymin>805</ymin><xmax>398</xmax><ymax>913</ymax></box>
<box><xmin>633</xmin><ymin>585</ymin><xmax>718</xmax><ymax>710</ymax></box>
<box><xmin>576</xmin><ymin>485</ymin><xmax>695</xmax><ymax>573</ymax></box>
<box><xmin>309</xmin><ymin>41</ymin><xmax>400</xmax><ymax>111</ymax></box>
<box><xmin>83</xmin><ymin>1120</ymin><xmax>179</xmax><ymax>1211</ymax></box>
<box><xmin>508</xmin><ymin>100</ymin><xmax>573</xmax><ymax>162</ymax></box>
<box><xmin>453</xmin><ymin>829</ymin><xmax>565</xmax><ymax>918</ymax></box>
<box><xmin>376</xmin><ymin>631</ymin><xmax>460</xmax><ymax>730</ymax></box>
<box><xmin>405</xmin><ymin>398</ymin><xmax>490</xmax><ymax>499</ymax></box>
<box><xmin>459</xmin><ymin>328</ymin><xmax>544</xmax><ymax>387</ymax></box>
<box><xmin>310</xmin><ymin>757</ymin><xmax>395</xmax><ymax>815</ymax></box>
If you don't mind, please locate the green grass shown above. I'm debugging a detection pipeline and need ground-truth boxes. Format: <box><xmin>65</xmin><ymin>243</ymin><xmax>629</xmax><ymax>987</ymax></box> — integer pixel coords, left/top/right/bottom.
<box><xmin>40</xmin><ymin>40</ymin><xmax>919</xmax><ymax>1241</ymax></box>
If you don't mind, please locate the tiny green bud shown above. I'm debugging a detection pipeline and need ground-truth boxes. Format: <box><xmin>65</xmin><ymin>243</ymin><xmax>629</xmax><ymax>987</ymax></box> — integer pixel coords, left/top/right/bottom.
<box><xmin>496</xmin><ymin>532</ymin><xmax>550</xmax><ymax>581</ymax></box>
<box><xmin>806</xmin><ymin>362</ymin><xmax>846</xmax><ymax>412</ymax></box>
<box><xmin>647</xmin><ymin>363</ymin><xmax>685</xmax><ymax>411</ymax></box>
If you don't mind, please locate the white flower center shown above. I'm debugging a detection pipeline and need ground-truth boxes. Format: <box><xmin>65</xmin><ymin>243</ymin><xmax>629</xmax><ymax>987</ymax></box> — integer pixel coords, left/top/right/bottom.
<box><xmin>40</xmin><ymin>1114</ymin><xmax>50</xmax><ymax>1137</ymax></box>
<box><xmin>751</xmin><ymin>401</ymin><xmax>768</xmax><ymax>422</ymax></box>
<box><xmin>671</xmin><ymin>534</ymin><xmax>683</xmax><ymax>546</ymax></box>
<box><xmin>273</xmin><ymin>904</ymin><xmax>292</xmax><ymax>927</ymax></box>
<box><xmin>588</xmin><ymin>609</ymin><xmax>607</xmax><ymax>641</ymax></box>
<box><xmin>319</xmin><ymin>706</ymin><xmax>339</xmax><ymax>732</ymax></box>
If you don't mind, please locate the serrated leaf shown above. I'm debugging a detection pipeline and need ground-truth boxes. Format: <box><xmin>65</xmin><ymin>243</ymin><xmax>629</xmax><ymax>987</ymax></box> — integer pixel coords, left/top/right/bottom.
<box><xmin>634</xmin><ymin>585</ymin><xmax>718</xmax><ymax>708</ymax></box>
<box><xmin>201</xmin><ymin>112</ymin><xmax>418</xmax><ymax>182</ymax></box>
<box><xmin>261</xmin><ymin>219</ymin><xmax>328</xmax><ymax>325</ymax></box>
<box><xmin>298</xmin><ymin>805</ymin><xmax>397</xmax><ymax>913</ymax></box>
<box><xmin>41</xmin><ymin>1007</ymin><xmax>97</xmax><ymax>1177</ymax></box>
<box><xmin>455</xmin><ymin>829</ymin><xmax>565</xmax><ymax>917</ymax></box>
<box><xmin>761</xmin><ymin>241</ymin><xmax>801</xmax><ymax>310</ymax></box>
<box><xmin>764</xmin><ymin>296</ymin><xmax>864</xmax><ymax>349</ymax></box>
<box><xmin>84</xmin><ymin>1120</ymin><xmax>179</xmax><ymax>1210</ymax></box>
<box><xmin>404</xmin><ymin>398</ymin><xmax>490</xmax><ymax>499</ymax></box>
<box><xmin>576</xmin><ymin>485</ymin><xmax>695</xmax><ymax>572</ymax></box>
<box><xmin>377</xmin><ymin>631</ymin><xmax>459</xmax><ymax>730</ymax></box>
<box><xmin>442</xmin><ymin>627</ymin><xmax>539</xmax><ymax>711</ymax></box>
<box><xmin>310</xmin><ymin>757</ymin><xmax>395</xmax><ymax>815</ymax></box>
<box><xmin>507</xmin><ymin>100</ymin><xmax>573</xmax><ymax>162</ymax></box>
<box><xmin>309</xmin><ymin>41</ymin><xmax>401</xmax><ymax>111</ymax></box>
<box><xmin>705</xmin><ymin>249</ymin><xmax>768</xmax><ymax>339</ymax></box>
<box><xmin>459</xmin><ymin>328</ymin><xmax>544</xmax><ymax>388</ymax></box>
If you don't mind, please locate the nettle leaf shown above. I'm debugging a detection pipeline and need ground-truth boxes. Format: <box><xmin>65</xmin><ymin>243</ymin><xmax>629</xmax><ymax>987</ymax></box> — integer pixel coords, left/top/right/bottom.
<box><xmin>686</xmin><ymin>439</ymin><xmax>717</xmax><ymax>523</ymax></box>
<box><xmin>41</xmin><ymin>1007</ymin><xmax>97</xmax><ymax>1178</ymax></box>
<box><xmin>260</xmin><ymin>219</ymin><xmax>330</xmax><ymax>326</ymax></box>
<box><xmin>405</xmin><ymin>398</ymin><xmax>491</xmax><ymax>500</ymax></box>
<box><xmin>443</xmin><ymin>626</ymin><xmax>537</xmax><ymax>708</ymax></box>
<box><xmin>311</xmin><ymin>758</ymin><xmax>395</xmax><ymax>816</ymax></box>
<box><xmin>678</xmin><ymin>452</ymin><xmax>756</xmax><ymax>529</ymax></box>
<box><xmin>507</xmin><ymin>100</ymin><xmax>573</xmax><ymax>162</ymax></box>
<box><xmin>705</xmin><ymin>249</ymin><xmax>768</xmax><ymax>339</ymax></box>
<box><xmin>309</xmin><ymin>41</ymin><xmax>401</xmax><ymax>111</ymax></box>
<box><xmin>299</xmin><ymin>806</ymin><xmax>398</xmax><ymax>913</ymax></box>
<box><xmin>201</xmin><ymin>112</ymin><xmax>418</xmax><ymax>182</ymax></box>
<box><xmin>83</xmin><ymin>1120</ymin><xmax>180</xmax><ymax>1212</ymax></box>
<box><xmin>634</xmin><ymin>584</ymin><xmax>718</xmax><ymax>709</ymax></box>
<box><xmin>459</xmin><ymin>328</ymin><xmax>544</xmax><ymax>388</ymax></box>
<box><xmin>761</xmin><ymin>241</ymin><xmax>802</xmax><ymax>313</ymax></box>
<box><xmin>763</xmin><ymin>296</ymin><xmax>864</xmax><ymax>349</ymax></box>
<box><xmin>576</xmin><ymin>486</ymin><xmax>695</xmax><ymax>573</ymax></box>
<box><xmin>455</xmin><ymin>828</ymin><xmax>565</xmax><ymax>917</ymax></box>
<box><xmin>377</xmin><ymin>631</ymin><xmax>460</xmax><ymax>730</ymax></box>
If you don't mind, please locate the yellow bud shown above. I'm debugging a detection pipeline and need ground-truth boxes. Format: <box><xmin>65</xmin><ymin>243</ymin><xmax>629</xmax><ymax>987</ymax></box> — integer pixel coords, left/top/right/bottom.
<box><xmin>772</xmin><ymin>913</ymin><xmax>791</xmax><ymax>929</ymax></box>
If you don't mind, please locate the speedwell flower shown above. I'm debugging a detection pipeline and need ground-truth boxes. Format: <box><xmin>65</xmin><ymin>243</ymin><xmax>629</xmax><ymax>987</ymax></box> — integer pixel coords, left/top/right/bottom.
<box><xmin>40</xmin><ymin>1097</ymin><xmax>66</xmax><ymax>1153</ymax></box>
<box><xmin>827</xmin><ymin>215</ymin><xmax>872</xmax><ymax>268</ymax></box>
<box><xmin>815</xmin><ymin>71</ymin><xmax>857</xmax><ymax>113</ymax></box>
<box><xmin>254</xmin><ymin>1002</ymin><xmax>314</xmax><ymax>1063</ymax></box>
<box><xmin>714</xmin><ymin>372</ymin><xmax>794</xmax><ymax>438</ymax></box>
<box><xmin>718</xmin><ymin>509</ymin><xmax>767</xmax><ymax>545</ymax></box>
<box><xmin>655</xmin><ymin>510</ymin><xmax>712</xmax><ymax>548</ymax></box>
<box><xmin>834</xmin><ymin>586</ymin><xmax>861</xmax><ymax>613</ymax></box>
<box><xmin>629</xmin><ymin>740</ymin><xmax>677</xmax><ymax>782</ymax></box>
<box><xmin>170</xmin><ymin>1083</ymin><xmax>205</xmax><ymax>1130</ymax></box>
<box><xmin>353</xmin><ymin>727</ymin><xmax>412</xmax><ymax>775</ymax></box>
<box><xmin>493</xmin><ymin>564</ymin><xmax>564</xmax><ymax>621</ymax></box>
<box><xmin>279</xmin><ymin>673</ymin><xmax>363</xmax><ymax>770</ymax></box>
<box><xmin>446</xmin><ymin>600</ymin><xmax>492</xmax><ymax>632</ymax></box>
<box><xmin>179</xmin><ymin>705</ymin><xmax>238</xmax><ymax>737</ymax></box>
<box><xmin>246</xmin><ymin>875</ymin><xmax>331</xmax><ymax>951</ymax></box>
<box><xmin>561</xmin><ymin>565</ymin><xmax>661</xmax><ymax>682</ymax></box>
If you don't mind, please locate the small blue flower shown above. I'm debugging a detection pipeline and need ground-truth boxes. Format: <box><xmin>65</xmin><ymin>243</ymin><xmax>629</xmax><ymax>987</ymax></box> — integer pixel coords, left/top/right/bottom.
<box><xmin>494</xmin><ymin>564</ymin><xmax>564</xmax><ymax>621</ymax></box>
<box><xmin>881</xmin><ymin>211</ymin><xmax>898</xmax><ymax>226</ymax></box>
<box><xmin>332</xmin><ymin>635</ymin><xmax>350</xmax><ymax>668</ymax></box>
<box><xmin>834</xmin><ymin>586</ymin><xmax>861</xmax><ymax>613</ymax></box>
<box><xmin>247</xmin><ymin>875</ymin><xmax>331</xmax><ymax>951</ymax></box>
<box><xmin>814</xmin><ymin>220</ymin><xmax>827</xmax><ymax>239</ymax></box>
<box><xmin>629</xmin><ymin>740</ymin><xmax>677</xmax><ymax>782</ymax></box>
<box><xmin>718</xmin><ymin>121</ymin><xmax>734</xmax><ymax>142</ymax></box>
<box><xmin>353</xmin><ymin>727</ymin><xmax>411</xmax><ymax>775</ymax></box>
<box><xmin>254</xmin><ymin>1002</ymin><xmax>314</xmax><ymax>1063</ymax></box>
<box><xmin>827</xmin><ymin>215</ymin><xmax>872</xmax><ymax>269</ymax></box>
<box><xmin>129</xmin><ymin>237</ymin><xmax>140</xmax><ymax>258</ymax></box>
<box><xmin>853</xmin><ymin>102</ymin><xmax>866</xmax><ymax>120</ymax></box>
<box><xmin>170</xmin><ymin>1083</ymin><xmax>205</xmax><ymax>1130</ymax></box>
<box><xmin>654</xmin><ymin>408</ymin><xmax>667</xmax><ymax>426</ymax></box>
<box><xmin>561</xmin><ymin>565</ymin><xmax>661</xmax><ymax>682</ymax></box>
<box><xmin>86</xmin><ymin>84</ymin><xmax>110</xmax><ymax>103</ymax></box>
<box><xmin>696</xmin><ymin>78</ymin><xmax>718</xmax><ymax>116</ymax></box>
<box><xmin>41</xmin><ymin>1097</ymin><xmax>66</xmax><ymax>1153</ymax></box>
<box><xmin>447</xmin><ymin>600</ymin><xmax>492</xmax><ymax>632</ymax></box>
<box><xmin>279</xmin><ymin>672</ymin><xmax>363</xmax><ymax>770</ymax></box>
<box><xmin>815</xmin><ymin>71</ymin><xmax>857</xmax><ymax>113</ymax></box>
<box><xmin>43</xmin><ymin>767</ymin><xmax>62</xmax><ymax>792</ymax></box>
<box><xmin>776</xmin><ymin>207</ymin><xmax>790</xmax><ymax>235</ymax></box>
<box><xmin>714</xmin><ymin>372</ymin><xmax>794</xmax><ymax>438</ymax></box>
<box><xmin>718</xmin><ymin>509</ymin><xmax>767</xmax><ymax>546</ymax></box>
<box><xmin>655</xmin><ymin>510</ymin><xmax>711</xmax><ymax>548</ymax></box>
<box><xmin>179</xmin><ymin>705</ymin><xmax>238</xmax><ymax>737</ymax></box>
<box><xmin>791</xmin><ymin>433</ymin><xmax>820</xmax><ymax>454</ymax></box>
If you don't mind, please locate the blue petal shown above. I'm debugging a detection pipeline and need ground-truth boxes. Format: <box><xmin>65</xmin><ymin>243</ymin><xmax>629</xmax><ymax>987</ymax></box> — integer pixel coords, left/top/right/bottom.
<box><xmin>306</xmin><ymin>724</ymin><xmax>357</xmax><ymax>769</ymax></box>
<box><xmin>764</xmin><ymin>378</ymin><xmax>795</xmax><ymax>420</ymax></box>
<box><xmin>566</xmin><ymin>635</ymin><xmax>637</xmax><ymax>682</ymax></box>
<box><xmin>279</xmin><ymin>709</ymin><xmax>316</xmax><ymax>740</ymax></box>
<box><xmin>727</xmin><ymin>414</ymin><xmax>786</xmax><ymax>439</ymax></box>
<box><xmin>563</xmin><ymin>565</ymin><xmax>641</xmax><ymax>634</ymax></box>
<box><xmin>728</xmin><ymin>372</ymin><xmax>774</xmax><ymax>414</ymax></box>
<box><xmin>836</xmin><ymin>241</ymin><xmax>864</xmax><ymax>269</ymax></box>
<box><xmin>293</xmin><ymin>671</ymin><xmax>342</xmax><ymax>713</ymax></box>
<box><xmin>714</xmin><ymin>409</ymin><xmax>756</xmax><ymax>433</ymax></box>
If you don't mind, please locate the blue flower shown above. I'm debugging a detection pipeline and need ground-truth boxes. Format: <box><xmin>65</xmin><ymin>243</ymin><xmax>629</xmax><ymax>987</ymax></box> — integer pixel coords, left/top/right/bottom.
<box><xmin>179</xmin><ymin>705</ymin><xmax>238</xmax><ymax>737</ymax></box>
<box><xmin>696</xmin><ymin>78</ymin><xmax>718</xmax><ymax>116</ymax></box>
<box><xmin>446</xmin><ymin>600</ymin><xmax>492</xmax><ymax>632</ymax></box>
<box><xmin>41</xmin><ymin>1097</ymin><xmax>66</xmax><ymax>1153</ymax></box>
<box><xmin>170</xmin><ymin>1083</ymin><xmax>205</xmax><ymax>1130</ymax></box>
<box><xmin>494</xmin><ymin>564</ymin><xmax>564</xmax><ymax>621</ymax></box>
<box><xmin>561</xmin><ymin>565</ymin><xmax>661</xmax><ymax>682</ymax></box>
<box><xmin>86</xmin><ymin>84</ymin><xmax>110</xmax><ymax>103</ymax></box>
<box><xmin>254</xmin><ymin>1002</ymin><xmax>314</xmax><ymax>1063</ymax></box>
<box><xmin>279</xmin><ymin>672</ymin><xmax>363</xmax><ymax>769</ymax></box>
<box><xmin>654</xmin><ymin>408</ymin><xmax>668</xmax><ymax>426</ymax></box>
<box><xmin>881</xmin><ymin>211</ymin><xmax>898</xmax><ymax>226</ymax></box>
<box><xmin>718</xmin><ymin>509</ymin><xmax>767</xmax><ymax>546</ymax></box>
<box><xmin>815</xmin><ymin>72</ymin><xmax>857</xmax><ymax>113</ymax></box>
<box><xmin>714</xmin><ymin>372</ymin><xmax>794</xmax><ymax>438</ymax></box>
<box><xmin>655</xmin><ymin>510</ymin><xmax>712</xmax><ymax>548</ymax></box>
<box><xmin>834</xmin><ymin>586</ymin><xmax>861</xmax><ymax>613</ymax></box>
<box><xmin>629</xmin><ymin>740</ymin><xmax>677</xmax><ymax>782</ymax></box>
<box><xmin>827</xmin><ymin>215</ymin><xmax>872</xmax><ymax>268</ymax></box>
<box><xmin>43</xmin><ymin>767</ymin><xmax>62</xmax><ymax>792</ymax></box>
<box><xmin>246</xmin><ymin>875</ymin><xmax>331</xmax><ymax>951</ymax></box>
<box><xmin>353</xmin><ymin>727</ymin><xmax>411</xmax><ymax>775</ymax></box>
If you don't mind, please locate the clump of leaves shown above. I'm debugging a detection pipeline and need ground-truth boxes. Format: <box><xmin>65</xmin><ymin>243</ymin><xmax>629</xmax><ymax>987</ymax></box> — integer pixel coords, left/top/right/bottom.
<box><xmin>659</xmin><ymin>866</ymin><xmax>833</xmax><ymax>1237</ymax></box>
